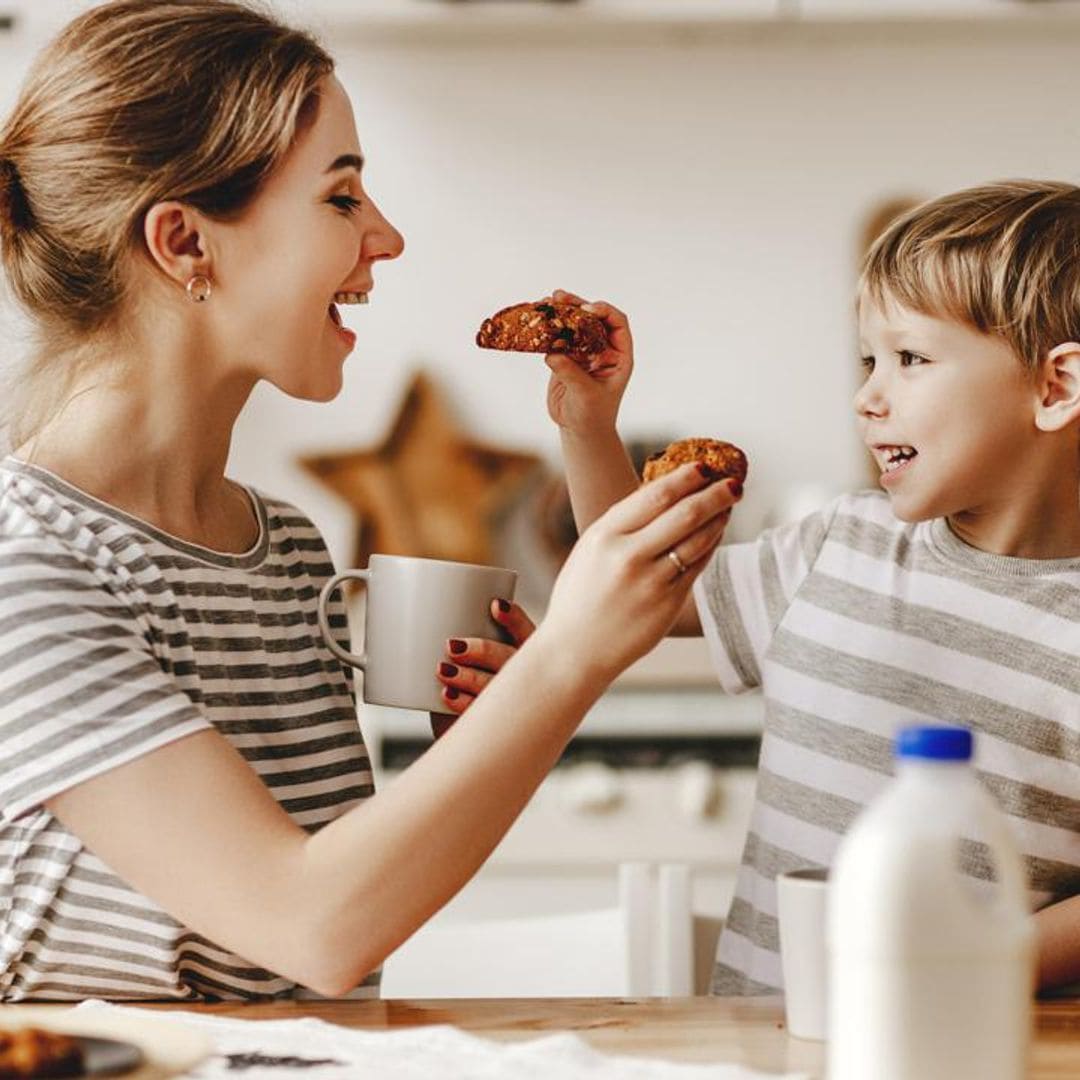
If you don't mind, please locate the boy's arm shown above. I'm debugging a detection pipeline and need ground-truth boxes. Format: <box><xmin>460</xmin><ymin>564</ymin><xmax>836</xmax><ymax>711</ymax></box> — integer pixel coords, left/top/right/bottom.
<box><xmin>559</xmin><ymin>427</ymin><xmax>703</xmax><ymax>638</ymax></box>
<box><xmin>1034</xmin><ymin>895</ymin><xmax>1080</xmax><ymax>991</ymax></box>
<box><xmin>546</xmin><ymin>290</ymin><xmax>705</xmax><ymax>636</ymax></box>
<box><xmin>559</xmin><ymin>426</ymin><xmax>638</xmax><ymax>533</ymax></box>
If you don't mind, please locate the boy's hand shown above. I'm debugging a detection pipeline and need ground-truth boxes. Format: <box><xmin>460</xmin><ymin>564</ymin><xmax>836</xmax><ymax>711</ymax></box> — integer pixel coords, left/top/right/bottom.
<box><xmin>430</xmin><ymin>601</ymin><xmax>536</xmax><ymax>733</ymax></box>
<box><xmin>545</xmin><ymin>288</ymin><xmax>633</xmax><ymax>437</ymax></box>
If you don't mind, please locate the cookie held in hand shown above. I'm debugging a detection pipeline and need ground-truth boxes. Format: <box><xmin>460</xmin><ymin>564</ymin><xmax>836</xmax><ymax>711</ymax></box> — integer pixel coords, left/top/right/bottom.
<box><xmin>476</xmin><ymin>301</ymin><xmax>608</xmax><ymax>357</ymax></box>
<box><xmin>642</xmin><ymin>438</ymin><xmax>748</xmax><ymax>486</ymax></box>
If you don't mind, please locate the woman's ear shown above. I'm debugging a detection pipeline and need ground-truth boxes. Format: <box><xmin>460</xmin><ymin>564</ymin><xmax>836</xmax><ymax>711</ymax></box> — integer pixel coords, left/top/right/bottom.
<box><xmin>142</xmin><ymin>201</ymin><xmax>211</xmax><ymax>287</ymax></box>
<box><xmin>1034</xmin><ymin>343</ymin><xmax>1080</xmax><ymax>433</ymax></box>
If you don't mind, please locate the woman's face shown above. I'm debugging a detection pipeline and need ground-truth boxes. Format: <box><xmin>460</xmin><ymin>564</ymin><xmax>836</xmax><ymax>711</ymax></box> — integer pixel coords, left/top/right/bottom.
<box><xmin>213</xmin><ymin>76</ymin><xmax>404</xmax><ymax>401</ymax></box>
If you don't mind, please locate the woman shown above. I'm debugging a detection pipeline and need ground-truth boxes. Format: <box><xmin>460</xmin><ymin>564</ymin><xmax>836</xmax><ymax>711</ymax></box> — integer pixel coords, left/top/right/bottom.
<box><xmin>0</xmin><ymin>0</ymin><xmax>737</xmax><ymax>1000</ymax></box>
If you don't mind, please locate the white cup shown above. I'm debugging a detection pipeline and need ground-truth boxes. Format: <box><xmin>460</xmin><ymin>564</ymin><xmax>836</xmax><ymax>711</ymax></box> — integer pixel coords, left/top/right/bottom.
<box><xmin>318</xmin><ymin>554</ymin><xmax>517</xmax><ymax>714</ymax></box>
<box><xmin>776</xmin><ymin>867</ymin><xmax>829</xmax><ymax>1041</ymax></box>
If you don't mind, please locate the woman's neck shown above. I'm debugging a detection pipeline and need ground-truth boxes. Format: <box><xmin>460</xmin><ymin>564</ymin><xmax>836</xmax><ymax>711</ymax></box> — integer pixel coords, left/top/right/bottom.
<box><xmin>16</xmin><ymin>354</ymin><xmax>259</xmax><ymax>553</ymax></box>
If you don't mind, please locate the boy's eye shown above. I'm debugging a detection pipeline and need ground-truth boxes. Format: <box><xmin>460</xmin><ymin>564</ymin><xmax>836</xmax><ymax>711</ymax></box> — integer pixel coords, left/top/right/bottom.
<box><xmin>860</xmin><ymin>355</ymin><xmax>875</xmax><ymax>374</ymax></box>
<box><xmin>328</xmin><ymin>194</ymin><xmax>362</xmax><ymax>214</ymax></box>
<box><xmin>898</xmin><ymin>349</ymin><xmax>928</xmax><ymax>366</ymax></box>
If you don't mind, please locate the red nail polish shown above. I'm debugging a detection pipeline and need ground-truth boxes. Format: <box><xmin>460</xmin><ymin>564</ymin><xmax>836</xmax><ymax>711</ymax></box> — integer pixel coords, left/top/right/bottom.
<box><xmin>729</xmin><ymin>480</ymin><xmax>743</xmax><ymax>498</ymax></box>
<box><xmin>439</xmin><ymin>662</ymin><xmax>458</xmax><ymax>678</ymax></box>
<box><xmin>448</xmin><ymin>639</ymin><xmax>467</xmax><ymax>655</ymax></box>
<box><xmin>446</xmin><ymin>687</ymin><xmax>459</xmax><ymax>700</ymax></box>
<box><xmin>496</xmin><ymin>599</ymin><xmax>511</xmax><ymax>614</ymax></box>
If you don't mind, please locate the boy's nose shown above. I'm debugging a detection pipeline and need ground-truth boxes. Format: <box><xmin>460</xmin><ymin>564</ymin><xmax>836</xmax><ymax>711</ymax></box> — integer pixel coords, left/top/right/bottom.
<box><xmin>854</xmin><ymin>376</ymin><xmax>888</xmax><ymax>419</ymax></box>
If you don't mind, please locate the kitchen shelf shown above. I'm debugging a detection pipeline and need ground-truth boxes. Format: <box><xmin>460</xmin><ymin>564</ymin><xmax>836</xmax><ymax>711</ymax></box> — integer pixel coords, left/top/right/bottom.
<box><xmin>4</xmin><ymin>1</ymin><xmax>1080</xmax><ymax>47</ymax></box>
<box><xmin>270</xmin><ymin>0</ymin><xmax>1080</xmax><ymax>46</ymax></box>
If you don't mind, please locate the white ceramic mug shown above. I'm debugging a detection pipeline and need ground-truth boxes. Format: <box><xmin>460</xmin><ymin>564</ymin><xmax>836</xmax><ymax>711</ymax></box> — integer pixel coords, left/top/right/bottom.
<box><xmin>776</xmin><ymin>867</ymin><xmax>829</xmax><ymax>1041</ymax></box>
<box><xmin>317</xmin><ymin>554</ymin><xmax>517</xmax><ymax>714</ymax></box>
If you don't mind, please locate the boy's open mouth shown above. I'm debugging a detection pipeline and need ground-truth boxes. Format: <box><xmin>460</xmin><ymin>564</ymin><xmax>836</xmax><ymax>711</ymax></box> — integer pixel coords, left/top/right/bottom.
<box><xmin>879</xmin><ymin>445</ymin><xmax>918</xmax><ymax>474</ymax></box>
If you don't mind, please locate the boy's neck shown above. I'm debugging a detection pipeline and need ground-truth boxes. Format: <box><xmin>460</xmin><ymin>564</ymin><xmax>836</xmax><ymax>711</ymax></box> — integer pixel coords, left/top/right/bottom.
<box><xmin>947</xmin><ymin>467</ymin><xmax>1080</xmax><ymax>560</ymax></box>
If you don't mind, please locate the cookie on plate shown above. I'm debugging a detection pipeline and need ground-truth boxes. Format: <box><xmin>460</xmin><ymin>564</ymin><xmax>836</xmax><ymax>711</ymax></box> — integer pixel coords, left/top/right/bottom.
<box><xmin>476</xmin><ymin>301</ymin><xmax>607</xmax><ymax>357</ymax></box>
<box><xmin>642</xmin><ymin>438</ymin><xmax>748</xmax><ymax>486</ymax></box>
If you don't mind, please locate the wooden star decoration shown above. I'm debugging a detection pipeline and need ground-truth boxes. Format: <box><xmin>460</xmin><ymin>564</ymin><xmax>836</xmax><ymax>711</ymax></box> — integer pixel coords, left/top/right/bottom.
<box><xmin>300</xmin><ymin>371</ymin><xmax>543</xmax><ymax>568</ymax></box>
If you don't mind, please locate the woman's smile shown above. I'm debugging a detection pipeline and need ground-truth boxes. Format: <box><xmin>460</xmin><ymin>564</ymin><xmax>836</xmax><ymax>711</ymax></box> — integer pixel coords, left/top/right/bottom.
<box><xmin>328</xmin><ymin>292</ymin><xmax>366</xmax><ymax>349</ymax></box>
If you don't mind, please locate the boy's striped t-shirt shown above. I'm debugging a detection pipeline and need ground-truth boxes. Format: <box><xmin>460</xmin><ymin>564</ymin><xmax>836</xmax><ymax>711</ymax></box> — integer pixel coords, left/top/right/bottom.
<box><xmin>0</xmin><ymin>458</ymin><xmax>376</xmax><ymax>1000</ymax></box>
<box><xmin>694</xmin><ymin>490</ymin><xmax>1080</xmax><ymax>996</ymax></box>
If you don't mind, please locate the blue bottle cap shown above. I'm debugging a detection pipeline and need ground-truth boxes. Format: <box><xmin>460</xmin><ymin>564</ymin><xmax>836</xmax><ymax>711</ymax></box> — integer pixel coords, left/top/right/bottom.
<box><xmin>895</xmin><ymin>725</ymin><xmax>973</xmax><ymax>762</ymax></box>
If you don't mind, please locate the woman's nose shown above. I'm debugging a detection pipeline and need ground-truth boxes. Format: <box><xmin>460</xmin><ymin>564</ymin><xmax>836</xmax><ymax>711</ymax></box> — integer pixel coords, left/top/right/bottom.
<box><xmin>363</xmin><ymin>198</ymin><xmax>405</xmax><ymax>264</ymax></box>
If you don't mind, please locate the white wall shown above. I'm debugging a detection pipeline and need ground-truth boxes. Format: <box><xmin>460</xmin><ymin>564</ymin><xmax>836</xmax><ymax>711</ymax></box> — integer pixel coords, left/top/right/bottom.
<box><xmin>239</xmin><ymin>17</ymin><xmax>1080</xmax><ymax>564</ymax></box>
<box><xmin>4</xmin><ymin>11</ymin><xmax>1080</xmax><ymax>568</ymax></box>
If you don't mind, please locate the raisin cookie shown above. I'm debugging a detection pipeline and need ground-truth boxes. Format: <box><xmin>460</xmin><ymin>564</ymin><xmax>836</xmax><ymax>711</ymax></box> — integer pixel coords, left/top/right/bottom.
<box><xmin>642</xmin><ymin>438</ymin><xmax>748</xmax><ymax>486</ymax></box>
<box><xmin>0</xmin><ymin>1028</ymin><xmax>83</xmax><ymax>1079</ymax></box>
<box><xmin>476</xmin><ymin>300</ymin><xmax>607</xmax><ymax>357</ymax></box>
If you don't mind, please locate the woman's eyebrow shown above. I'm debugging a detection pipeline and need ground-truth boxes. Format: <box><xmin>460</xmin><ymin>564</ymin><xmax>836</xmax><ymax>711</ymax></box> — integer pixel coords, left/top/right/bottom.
<box><xmin>325</xmin><ymin>153</ymin><xmax>364</xmax><ymax>175</ymax></box>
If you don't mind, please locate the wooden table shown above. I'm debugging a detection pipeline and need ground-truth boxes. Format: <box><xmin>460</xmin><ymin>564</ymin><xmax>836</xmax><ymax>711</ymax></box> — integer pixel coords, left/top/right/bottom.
<box><xmin>132</xmin><ymin>996</ymin><xmax>1080</xmax><ymax>1078</ymax></box>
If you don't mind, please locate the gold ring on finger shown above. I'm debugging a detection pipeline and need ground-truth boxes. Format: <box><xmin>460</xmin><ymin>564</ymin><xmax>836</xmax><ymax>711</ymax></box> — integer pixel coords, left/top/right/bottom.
<box><xmin>667</xmin><ymin>548</ymin><xmax>689</xmax><ymax>576</ymax></box>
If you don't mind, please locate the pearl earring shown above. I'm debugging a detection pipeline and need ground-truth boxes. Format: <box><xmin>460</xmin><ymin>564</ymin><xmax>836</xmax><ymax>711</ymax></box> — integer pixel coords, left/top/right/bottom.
<box><xmin>186</xmin><ymin>274</ymin><xmax>212</xmax><ymax>303</ymax></box>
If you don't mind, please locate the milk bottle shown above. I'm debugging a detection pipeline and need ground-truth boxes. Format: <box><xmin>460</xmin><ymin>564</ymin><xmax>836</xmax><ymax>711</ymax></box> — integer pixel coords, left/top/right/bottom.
<box><xmin>827</xmin><ymin>725</ymin><xmax>1035</xmax><ymax>1080</ymax></box>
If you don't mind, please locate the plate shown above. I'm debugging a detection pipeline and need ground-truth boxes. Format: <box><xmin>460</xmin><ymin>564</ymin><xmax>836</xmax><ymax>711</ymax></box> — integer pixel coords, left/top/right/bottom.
<box><xmin>79</xmin><ymin>1035</ymin><xmax>144</xmax><ymax>1075</ymax></box>
<box><xmin>0</xmin><ymin>1006</ymin><xmax>212</xmax><ymax>1079</ymax></box>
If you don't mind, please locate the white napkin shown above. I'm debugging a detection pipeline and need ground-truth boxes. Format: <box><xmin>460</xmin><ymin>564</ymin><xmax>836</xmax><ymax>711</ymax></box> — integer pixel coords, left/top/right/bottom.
<box><xmin>76</xmin><ymin>1001</ymin><xmax>810</xmax><ymax>1080</ymax></box>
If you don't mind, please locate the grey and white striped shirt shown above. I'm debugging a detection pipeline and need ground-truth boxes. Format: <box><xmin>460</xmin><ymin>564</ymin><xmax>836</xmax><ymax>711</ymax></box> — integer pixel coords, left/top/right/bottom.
<box><xmin>0</xmin><ymin>458</ymin><xmax>376</xmax><ymax>1000</ymax></box>
<box><xmin>695</xmin><ymin>490</ymin><xmax>1080</xmax><ymax>995</ymax></box>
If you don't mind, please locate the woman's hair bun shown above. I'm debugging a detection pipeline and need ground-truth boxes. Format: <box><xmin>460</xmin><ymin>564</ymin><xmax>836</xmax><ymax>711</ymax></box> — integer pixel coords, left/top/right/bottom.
<box><xmin>0</xmin><ymin>155</ymin><xmax>34</xmax><ymax>237</ymax></box>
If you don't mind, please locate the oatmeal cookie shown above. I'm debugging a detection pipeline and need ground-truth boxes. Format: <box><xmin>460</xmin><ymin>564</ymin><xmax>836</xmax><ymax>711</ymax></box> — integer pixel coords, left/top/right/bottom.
<box><xmin>476</xmin><ymin>300</ymin><xmax>607</xmax><ymax>357</ymax></box>
<box><xmin>0</xmin><ymin>1029</ymin><xmax>83</xmax><ymax>1079</ymax></box>
<box><xmin>642</xmin><ymin>438</ymin><xmax>748</xmax><ymax>486</ymax></box>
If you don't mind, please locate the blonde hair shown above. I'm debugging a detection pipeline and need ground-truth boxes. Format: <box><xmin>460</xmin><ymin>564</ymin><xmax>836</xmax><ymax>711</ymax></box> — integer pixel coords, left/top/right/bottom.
<box><xmin>859</xmin><ymin>180</ymin><xmax>1080</xmax><ymax>376</ymax></box>
<box><xmin>0</xmin><ymin>0</ymin><xmax>333</xmax><ymax>448</ymax></box>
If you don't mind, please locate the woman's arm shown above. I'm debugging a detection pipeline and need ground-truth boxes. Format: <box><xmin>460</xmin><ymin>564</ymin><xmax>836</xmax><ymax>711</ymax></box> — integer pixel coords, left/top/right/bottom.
<box><xmin>46</xmin><ymin>462</ymin><xmax>732</xmax><ymax>996</ymax></box>
<box><xmin>47</xmin><ymin>632</ymin><xmax>592</xmax><ymax>997</ymax></box>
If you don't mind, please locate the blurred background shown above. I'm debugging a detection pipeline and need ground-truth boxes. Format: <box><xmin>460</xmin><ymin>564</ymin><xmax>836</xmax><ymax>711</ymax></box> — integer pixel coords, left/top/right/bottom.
<box><xmin>2</xmin><ymin>0</ymin><xmax>1078</xmax><ymax>969</ymax></box>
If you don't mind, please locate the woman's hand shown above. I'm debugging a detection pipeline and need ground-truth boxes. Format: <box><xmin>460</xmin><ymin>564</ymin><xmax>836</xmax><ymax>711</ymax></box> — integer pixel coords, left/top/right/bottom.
<box><xmin>429</xmin><ymin>601</ymin><xmax>536</xmax><ymax>735</ymax></box>
<box><xmin>535</xmin><ymin>463</ymin><xmax>742</xmax><ymax>685</ymax></box>
<box><xmin>545</xmin><ymin>288</ymin><xmax>633</xmax><ymax>437</ymax></box>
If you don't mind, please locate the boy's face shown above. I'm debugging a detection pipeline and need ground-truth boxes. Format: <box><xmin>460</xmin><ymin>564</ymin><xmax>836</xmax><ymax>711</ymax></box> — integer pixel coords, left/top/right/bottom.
<box><xmin>855</xmin><ymin>295</ymin><xmax>1036</xmax><ymax>523</ymax></box>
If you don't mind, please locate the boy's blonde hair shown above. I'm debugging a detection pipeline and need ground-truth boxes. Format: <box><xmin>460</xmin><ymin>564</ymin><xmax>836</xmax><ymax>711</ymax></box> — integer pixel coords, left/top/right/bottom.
<box><xmin>0</xmin><ymin>0</ymin><xmax>332</xmax><ymax>448</ymax></box>
<box><xmin>859</xmin><ymin>179</ymin><xmax>1080</xmax><ymax>376</ymax></box>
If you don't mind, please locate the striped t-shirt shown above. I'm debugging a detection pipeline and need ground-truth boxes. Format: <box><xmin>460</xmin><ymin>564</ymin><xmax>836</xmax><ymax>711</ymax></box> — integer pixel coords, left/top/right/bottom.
<box><xmin>0</xmin><ymin>458</ymin><xmax>376</xmax><ymax>1001</ymax></box>
<box><xmin>694</xmin><ymin>490</ymin><xmax>1080</xmax><ymax>995</ymax></box>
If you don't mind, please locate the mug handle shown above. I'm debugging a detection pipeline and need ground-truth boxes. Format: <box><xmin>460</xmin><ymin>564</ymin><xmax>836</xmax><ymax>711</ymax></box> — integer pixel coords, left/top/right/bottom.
<box><xmin>318</xmin><ymin>569</ymin><xmax>369</xmax><ymax>670</ymax></box>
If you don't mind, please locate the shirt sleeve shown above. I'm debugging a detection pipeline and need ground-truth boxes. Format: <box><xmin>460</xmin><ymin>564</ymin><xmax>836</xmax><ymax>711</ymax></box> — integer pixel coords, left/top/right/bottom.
<box><xmin>692</xmin><ymin>496</ymin><xmax>845</xmax><ymax>694</ymax></box>
<box><xmin>0</xmin><ymin>540</ymin><xmax>211</xmax><ymax>822</ymax></box>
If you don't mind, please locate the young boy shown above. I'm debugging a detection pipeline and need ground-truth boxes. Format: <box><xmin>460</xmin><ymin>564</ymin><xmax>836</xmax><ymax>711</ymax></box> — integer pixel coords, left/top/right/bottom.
<box><xmin>544</xmin><ymin>179</ymin><xmax>1080</xmax><ymax>996</ymax></box>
